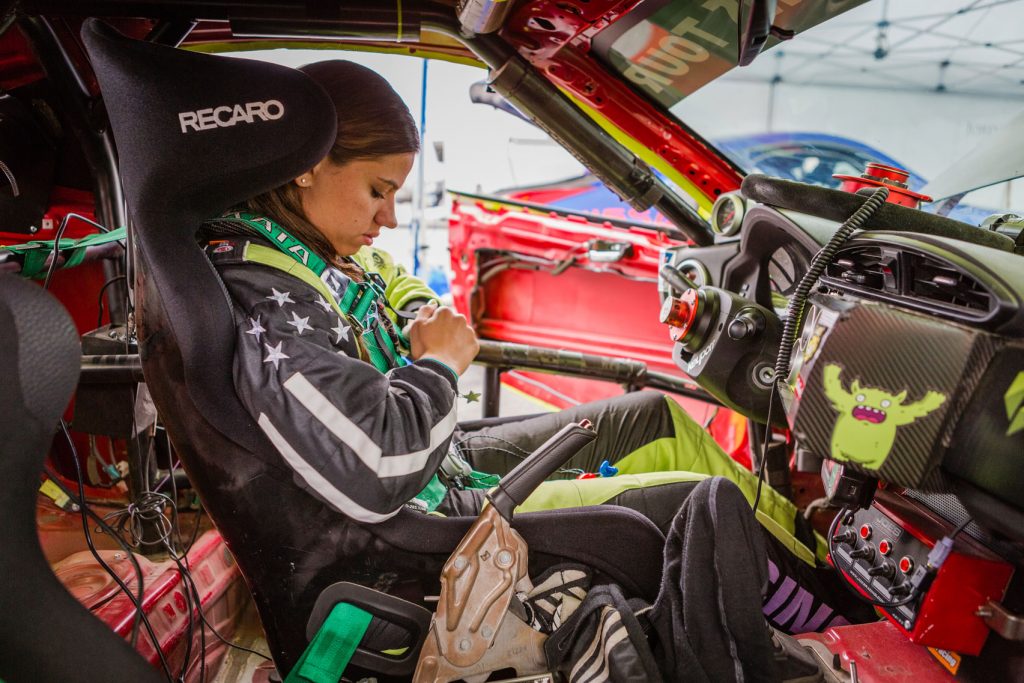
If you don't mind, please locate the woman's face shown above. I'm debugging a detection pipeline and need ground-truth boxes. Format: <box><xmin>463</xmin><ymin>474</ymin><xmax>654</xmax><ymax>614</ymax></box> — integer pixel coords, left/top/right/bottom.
<box><xmin>297</xmin><ymin>152</ymin><xmax>415</xmax><ymax>257</ymax></box>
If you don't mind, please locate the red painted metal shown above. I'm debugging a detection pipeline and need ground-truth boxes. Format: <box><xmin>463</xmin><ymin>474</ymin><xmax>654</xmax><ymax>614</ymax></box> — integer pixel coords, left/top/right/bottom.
<box><xmin>0</xmin><ymin>25</ymin><xmax>45</xmax><ymax>90</ymax></box>
<box><xmin>499</xmin><ymin>0</ymin><xmax>743</xmax><ymax>202</ymax></box>
<box><xmin>866</xmin><ymin>493</ymin><xmax>1014</xmax><ymax>656</ymax></box>
<box><xmin>449</xmin><ymin>196</ymin><xmax>679</xmax><ymax>371</ymax></box>
<box><xmin>55</xmin><ymin>529</ymin><xmax>246</xmax><ymax>680</ymax></box>
<box><xmin>799</xmin><ymin>621</ymin><xmax>957</xmax><ymax>682</ymax></box>
<box><xmin>450</xmin><ymin>195</ymin><xmax>751</xmax><ymax>462</ymax></box>
<box><xmin>834</xmin><ymin>163</ymin><xmax>932</xmax><ymax>208</ymax></box>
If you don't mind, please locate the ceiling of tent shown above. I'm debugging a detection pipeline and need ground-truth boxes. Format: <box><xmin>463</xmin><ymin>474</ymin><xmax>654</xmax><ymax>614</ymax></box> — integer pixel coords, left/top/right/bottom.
<box><xmin>740</xmin><ymin>0</ymin><xmax>1024</xmax><ymax>98</ymax></box>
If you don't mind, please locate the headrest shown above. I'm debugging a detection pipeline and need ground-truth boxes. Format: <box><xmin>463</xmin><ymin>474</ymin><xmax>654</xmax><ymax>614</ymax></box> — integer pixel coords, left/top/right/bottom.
<box><xmin>0</xmin><ymin>274</ymin><xmax>80</xmax><ymax>434</ymax></box>
<box><xmin>80</xmin><ymin>19</ymin><xmax>336</xmax><ymax>228</ymax></box>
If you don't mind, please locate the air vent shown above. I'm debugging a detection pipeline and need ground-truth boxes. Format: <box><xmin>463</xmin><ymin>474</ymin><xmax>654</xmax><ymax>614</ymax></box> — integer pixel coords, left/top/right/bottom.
<box><xmin>906</xmin><ymin>253</ymin><xmax>993</xmax><ymax>313</ymax></box>
<box><xmin>826</xmin><ymin>246</ymin><xmax>898</xmax><ymax>293</ymax></box>
<box><xmin>824</xmin><ymin>244</ymin><xmax>997</xmax><ymax>323</ymax></box>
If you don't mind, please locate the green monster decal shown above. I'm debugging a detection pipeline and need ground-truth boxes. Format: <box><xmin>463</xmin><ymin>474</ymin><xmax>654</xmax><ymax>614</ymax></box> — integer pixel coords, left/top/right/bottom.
<box><xmin>1006</xmin><ymin>371</ymin><xmax>1024</xmax><ymax>437</ymax></box>
<box><xmin>822</xmin><ymin>364</ymin><xmax>946</xmax><ymax>470</ymax></box>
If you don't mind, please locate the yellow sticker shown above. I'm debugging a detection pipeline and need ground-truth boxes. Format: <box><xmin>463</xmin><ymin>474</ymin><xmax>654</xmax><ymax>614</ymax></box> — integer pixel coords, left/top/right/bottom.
<box><xmin>928</xmin><ymin>647</ymin><xmax>961</xmax><ymax>675</ymax></box>
<box><xmin>39</xmin><ymin>478</ymin><xmax>71</xmax><ymax>509</ymax></box>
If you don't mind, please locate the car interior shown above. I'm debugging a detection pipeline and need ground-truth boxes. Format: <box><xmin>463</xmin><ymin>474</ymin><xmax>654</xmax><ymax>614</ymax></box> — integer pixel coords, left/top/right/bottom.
<box><xmin>1</xmin><ymin>1</ymin><xmax>1023</xmax><ymax>682</ymax></box>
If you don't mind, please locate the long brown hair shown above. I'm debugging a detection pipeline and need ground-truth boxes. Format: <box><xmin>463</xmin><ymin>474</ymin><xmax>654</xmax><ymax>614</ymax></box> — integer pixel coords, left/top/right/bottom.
<box><xmin>244</xmin><ymin>60</ymin><xmax>420</xmax><ymax>267</ymax></box>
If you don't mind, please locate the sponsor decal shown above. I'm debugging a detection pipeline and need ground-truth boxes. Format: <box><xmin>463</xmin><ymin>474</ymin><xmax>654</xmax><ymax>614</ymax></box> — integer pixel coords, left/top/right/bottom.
<box><xmin>928</xmin><ymin>647</ymin><xmax>961</xmax><ymax>675</ymax></box>
<box><xmin>1005</xmin><ymin>371</ymin><xmax>1024</xmax><ymax>436</ymax></box>
<box><xmin>178</xmin><ymin>99</ymin><xmax>284</xmax><ymax>133</ymax></box>
<box><xmin>212</xmin><ymin>243</ymin><xmax>234</xmax><ymax>254</ymax></box>
<box><xmin>823</xmin><ymin>364</ymin><xmax>946</xmax><ymax>470</ymax></box>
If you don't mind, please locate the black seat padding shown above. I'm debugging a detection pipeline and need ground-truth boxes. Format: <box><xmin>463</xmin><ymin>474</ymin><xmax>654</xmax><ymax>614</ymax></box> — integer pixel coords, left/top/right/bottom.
<box><xmin>81</xmin><ymin>20</ymin><xmax>667</xmax><ymax>674</ymax></box>
<box><xmin>0</xmin><ymin>274</ymin><xmax>163</xmax><ymax>683</ymax></box>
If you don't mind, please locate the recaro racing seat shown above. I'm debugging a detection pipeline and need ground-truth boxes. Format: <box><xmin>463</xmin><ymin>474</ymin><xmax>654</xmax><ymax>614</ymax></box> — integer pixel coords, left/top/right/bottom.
<box><xmin>0</xmin><ymin>274</ymin><xmax>162</xmax><ymax>683</ymax></box>
<box><xmin>80</xmin><ymin>20</ymin><xmax>668</xmax><ymax>678</ymax></box>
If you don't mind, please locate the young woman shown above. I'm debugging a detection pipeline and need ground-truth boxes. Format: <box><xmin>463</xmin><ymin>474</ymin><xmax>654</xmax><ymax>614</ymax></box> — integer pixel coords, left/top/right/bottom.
<box><xmin>199</xmin><ymin>59</ymin><xmax>866</xmax><ymax>635</ymax></box>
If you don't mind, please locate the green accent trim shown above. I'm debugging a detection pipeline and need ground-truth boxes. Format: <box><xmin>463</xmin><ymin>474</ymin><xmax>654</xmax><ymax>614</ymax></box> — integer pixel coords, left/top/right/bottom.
<box><xmin>613</xmin><ymin>398</ymin><xmax>821</xmax><ymax>565</ymax></box>
<box><xmin>184</xmin><ymin>41</ymin><xmax>484</xmax><ymax>68</ymax></box>
<box><xmin>285</xmin><ymin>603</ymin><xmax>372</xmax><ymax>683</ymax></box>
<box><xmin>1004</xmin><ymin>371</ymin><xmax>1024</xmax><ymax>436</ymax></box>
<box><xmin>516</xmin><ymin>471</ymin><xmax>707</xmax><ymax>513</ymax></box>
<box><xmin>413</xmin><ymin>473</ymin><xmax>448</xmax><ymax>513</ymax></box>
<box><xmin>564</xmin><ymin>91</ymin><xmax>713</xmax><ymax>216</ymax></box>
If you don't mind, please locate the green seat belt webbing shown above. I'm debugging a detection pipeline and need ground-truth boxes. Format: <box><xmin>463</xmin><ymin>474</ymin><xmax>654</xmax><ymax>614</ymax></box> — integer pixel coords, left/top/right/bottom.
<box><xmin>242</xmin><ymin>243</ymin><xmax>401</xmax><ymax>374</ymax></box>
<box><xmin>220</xmin><ymin>212</ymin><xmax>330</xmax><ymax>276</ymax></box>
<box><xmin>285</xmin><ymin>603</ymin><xmax>373</xmax><ymax>683</ymax></box>
<box><xmin>0</xmin><ymin>226</ymin><xmax>126</xmax><ymax>279</ymax></box>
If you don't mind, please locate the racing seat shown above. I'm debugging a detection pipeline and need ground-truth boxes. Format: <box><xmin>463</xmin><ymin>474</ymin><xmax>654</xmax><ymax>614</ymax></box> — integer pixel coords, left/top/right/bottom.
<box><xmin>80</xmin><ymin>20</ymin><xmax>667</xmax><ymax>678</ymax></box>
<box><xmin>0</xmin><ymin>274</ymin><xmax>162</xmax><ymax>683</ymax></box>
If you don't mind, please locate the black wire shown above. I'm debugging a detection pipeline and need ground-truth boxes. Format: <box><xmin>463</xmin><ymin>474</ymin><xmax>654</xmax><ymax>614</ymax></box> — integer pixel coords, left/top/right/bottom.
<box><xmin>751</xmin><ymin>384</ymin><xmax>777</xmax><ymax>513</ymax></box>
<box><xmin>47</xmin><ymin>421</ymin><xmax>174</xmax><ymax>681</ymax></box>
<box><xmin>40</xmin><ymin>213</ymin><xmax>119</xmax><ymax>291</ymax></box>
<box><xmin>61</xmin><ymin>421</ymin><xmax>154</xmax><ymax>653</ymax></box>
<box><xmin>165</xmin><ymin>442</ymin><xmax>199</xmax><ymax>683</ymax></box>
<box><xmin>96</xmin><ymin>274</ymin><xmax>127</xmax><ymax>328</ymax></box>
<box><xmin>41</xmin><ymin>214</ymin><xmax>74</xmax><ymax>291</ymax></box>
<box><xmin>950</xmin><ymin>516</ymin><xmax>973</xmax><ymax>539</ymax></box>
<box><xmin>774</xmin><ymin>186</ymin><xmax>890</xmax><ymax>381</ymax></box>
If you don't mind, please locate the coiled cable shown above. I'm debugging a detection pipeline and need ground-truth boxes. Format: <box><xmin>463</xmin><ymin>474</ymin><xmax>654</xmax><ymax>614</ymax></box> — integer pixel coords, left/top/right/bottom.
<box><xmin>774</xmin><ymin>186</ymin><xmax>890</xmax><ymax>382</ymax></box>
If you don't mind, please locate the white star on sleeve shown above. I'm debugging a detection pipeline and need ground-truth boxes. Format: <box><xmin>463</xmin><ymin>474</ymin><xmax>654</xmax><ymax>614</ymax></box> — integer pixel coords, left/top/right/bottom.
<box><xmin>332</xmin><ymin>318</ymin><xmax>351</xmax><ymax>344</ymax></box>
<box><xmin>266</xmin><ymin>288</ymin><xmax>294</xmax><ymax>307</ymax></box>
<box><xmin>314</xmin><ymin>296</ymin><xmax>333</xmax><ymax>312</ymax></box>
<box><xmin>245</xmin><ymin>315</ymin><xmax>266</xmax><ymax>342</ymax></box>
<box><xmin>286</xmin><ymin>310</ymin><xmax>313</xmax><ymax>335</ymax></box>
<box><xmin>263</xmin><ymin>341</ymin><xmax>289</xmax><ymax>369</ymax></box>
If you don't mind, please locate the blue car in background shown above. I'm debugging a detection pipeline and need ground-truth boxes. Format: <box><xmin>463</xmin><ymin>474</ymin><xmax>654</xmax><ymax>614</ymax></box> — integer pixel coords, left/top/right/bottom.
<box><xmin>501</xmin><ymin>132</ymin><xmax>992</xmax><ymax>226</ymax></box>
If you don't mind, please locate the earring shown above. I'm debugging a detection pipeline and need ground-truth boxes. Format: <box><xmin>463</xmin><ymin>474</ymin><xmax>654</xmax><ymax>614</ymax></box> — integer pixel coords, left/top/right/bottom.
<box><xmin>298</xmin><ymin>177</ymin><xmax>310</xmax><ymax>186</ymax></box>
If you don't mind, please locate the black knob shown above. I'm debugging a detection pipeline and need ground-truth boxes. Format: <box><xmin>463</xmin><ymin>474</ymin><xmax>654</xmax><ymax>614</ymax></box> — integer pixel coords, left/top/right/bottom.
<box><xmin>889</xmin><ymin>581</ymin><xmax>912</xmax><ymax>598</ymax></box>
<box><xmin>727</xmin><ymin>308</ymin><xmax>766</xmax><ymax>340</ymax></box>
<box><xmin>850</xmin><ymin>546</ymin><xmax>875</xmax><ymax>562</ymax></box>
<box><xmin>868</xmin><ymin>561</ymin><xmax>896</xmax><ymax>581</ymax></box>
<box><xmin>834</xmin><ymin>530</ymin><xmax>856</xmax><ymax>545</ymax></box>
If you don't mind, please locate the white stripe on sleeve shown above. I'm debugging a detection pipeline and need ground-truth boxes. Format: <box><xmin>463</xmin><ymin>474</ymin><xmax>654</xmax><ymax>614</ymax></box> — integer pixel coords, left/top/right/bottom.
<box><xmin>257</xmin><ymin>413</ymin><xmax>398</xmax><ymax>524</ymax></box>
<box><xmin>282</xmin><ymin>372</ymin><xmax>457</xmax><ymax>478</ymax></box>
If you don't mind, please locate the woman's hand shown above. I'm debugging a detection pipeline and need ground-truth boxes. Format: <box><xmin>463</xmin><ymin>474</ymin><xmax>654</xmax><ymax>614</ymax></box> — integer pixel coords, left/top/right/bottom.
<box><xmin>408</xmin><ymin>303</ymin><xmax>479</xmax><ymax>376</ymax></box>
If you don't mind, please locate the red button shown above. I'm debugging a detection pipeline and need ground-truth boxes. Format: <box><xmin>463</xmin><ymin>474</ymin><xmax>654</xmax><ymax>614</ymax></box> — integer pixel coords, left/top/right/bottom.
<box><xmin>860</xmin><ymin>524</ymin><xmax>872</xmax><ymax>540</ymax></box>
<box><xmin>899</xmin><ymin>556</ymin><xmax>914</xmax><ymax>574</ymax></box>
<box><xmin>878</xmin><ymin>539</ymin><xmax>892</xmax><ymax>556</ymax></box>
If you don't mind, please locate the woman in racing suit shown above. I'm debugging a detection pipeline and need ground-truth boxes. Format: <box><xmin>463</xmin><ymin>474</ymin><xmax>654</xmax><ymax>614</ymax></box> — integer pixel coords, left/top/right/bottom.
<box><xmin>199</xmin><ymin>59</ymin><xmax>867</xmax><ymax>635</ymax></box>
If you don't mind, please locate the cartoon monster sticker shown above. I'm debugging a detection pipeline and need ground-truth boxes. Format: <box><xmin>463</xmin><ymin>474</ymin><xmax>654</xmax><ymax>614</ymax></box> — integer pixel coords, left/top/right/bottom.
<box><xmin>822</xmin><ymin>364</ymin><xmax>946</xmax><ymax>470</ymax></box>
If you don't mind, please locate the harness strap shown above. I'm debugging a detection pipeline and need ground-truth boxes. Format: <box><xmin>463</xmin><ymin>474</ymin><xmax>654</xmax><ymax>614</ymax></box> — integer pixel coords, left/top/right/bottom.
<box><xmin>1</xmin><ymin>226</ymin><xmax>126</xmax><ymax>278</ymax></box>
<box><xmin>284</xmin><ymin>603</ymin><xmax>373</xmax><ymax>683</ymax></box>
<box><xmin>240</xmin><ymin>242</ymin><xmax>404</xmax><ymax>373</ymax></box>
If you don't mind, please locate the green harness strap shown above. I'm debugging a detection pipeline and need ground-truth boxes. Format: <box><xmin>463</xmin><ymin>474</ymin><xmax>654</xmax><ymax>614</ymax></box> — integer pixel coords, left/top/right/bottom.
<box><xmin>285</xmin><ymin>603</ymin><xmax>373</xmax><ymax>683</ymax></box>
<box><xmin>0</xmin><ymin>226</ymin><xmax>126</xmax><ymax>279</ymax></box>
<box><xmin>241</xmin><ymin>242</ymin><xmax>404</xmax><ymax>374</ymax></box>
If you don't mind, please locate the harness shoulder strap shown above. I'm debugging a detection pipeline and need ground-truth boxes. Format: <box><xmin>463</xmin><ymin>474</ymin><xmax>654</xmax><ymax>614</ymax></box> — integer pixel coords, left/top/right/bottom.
<box><xmin>243</xmin><ymin>243</ymin><xmax>347</xmax><ymax>320</ymax></box>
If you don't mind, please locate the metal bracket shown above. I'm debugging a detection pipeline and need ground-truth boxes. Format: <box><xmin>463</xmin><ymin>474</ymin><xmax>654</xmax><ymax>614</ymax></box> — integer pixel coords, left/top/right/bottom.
<box><xmin>977</xmin><ymin>600</ymin><xmax>1024</xmax><ymax>641</ymax></box>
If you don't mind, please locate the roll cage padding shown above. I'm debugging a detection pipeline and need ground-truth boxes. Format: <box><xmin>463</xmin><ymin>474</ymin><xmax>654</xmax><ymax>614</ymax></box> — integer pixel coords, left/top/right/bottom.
<box><xmin>741</xmin><ymin>173</ymin><xmax>1016</xmax><ymax>253</ymax></box>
